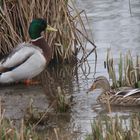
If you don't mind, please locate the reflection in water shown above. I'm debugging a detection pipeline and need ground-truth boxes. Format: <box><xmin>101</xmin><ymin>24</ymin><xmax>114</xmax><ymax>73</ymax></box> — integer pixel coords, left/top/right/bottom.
<box><xmin>41</xmin><ymin>64</ymin><xmax>76</xmax><ymax>99</ymax></box>
<box><xmin>75</xmin><ymin>0</ymin><xmax>140</xmax><ymax>138</ymax></box>
<box><xmin>0</xmin><ymin>85</ymin><xmax>48</xmax><ymax>120</ymax></box>
<box><xmin>0</xmin><ymin>0</ymin><xmax>140</xmax><ymax>139</ymax></box>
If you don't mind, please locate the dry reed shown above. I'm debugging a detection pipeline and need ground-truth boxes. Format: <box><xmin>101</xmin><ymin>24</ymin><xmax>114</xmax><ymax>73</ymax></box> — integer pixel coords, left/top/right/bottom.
<box><xmin>0</xmin><ymin>0</ymin><xmax>96</xmax><ymax>64</ymax></box>
<box><xmin>86</xmin><ymin>113</ymin><xmax>140</xmax><ymax>140</ymax></box>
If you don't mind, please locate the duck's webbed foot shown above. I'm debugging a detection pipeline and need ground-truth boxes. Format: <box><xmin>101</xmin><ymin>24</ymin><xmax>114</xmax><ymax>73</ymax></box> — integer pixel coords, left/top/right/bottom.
<box><xmin>23</xmin><ymin>79</ymin><xmax>41</xmax><ymax>86</ymax></box>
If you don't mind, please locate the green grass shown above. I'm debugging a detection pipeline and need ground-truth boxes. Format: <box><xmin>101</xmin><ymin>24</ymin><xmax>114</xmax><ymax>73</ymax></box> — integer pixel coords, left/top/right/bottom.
<box><xmin>106</xmin><ymin>49</ymin><xmax>140</xmax><ymax>88</ymax></box>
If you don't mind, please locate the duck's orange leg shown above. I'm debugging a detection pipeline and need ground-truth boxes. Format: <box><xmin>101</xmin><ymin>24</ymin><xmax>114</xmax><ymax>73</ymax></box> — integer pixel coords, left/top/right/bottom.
<box><xmin>23</xmin><ymin>79</ymin><xmax>40</xmax><ymax>86</ymax></box>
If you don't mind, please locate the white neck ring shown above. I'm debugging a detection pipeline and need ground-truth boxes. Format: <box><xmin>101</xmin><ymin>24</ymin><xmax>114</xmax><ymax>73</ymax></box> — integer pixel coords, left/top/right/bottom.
<box><xmin>31</xmin><ymin>36</ymin><xmax>43</xmax><ymax>42</ymax></box>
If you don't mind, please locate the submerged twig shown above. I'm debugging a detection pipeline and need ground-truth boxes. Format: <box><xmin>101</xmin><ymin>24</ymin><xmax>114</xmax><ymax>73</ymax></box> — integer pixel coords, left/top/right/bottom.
<box><xmin>128</xmin><ymin>0</ymin><xmax>132</xmax><ymax>16</ymax></box>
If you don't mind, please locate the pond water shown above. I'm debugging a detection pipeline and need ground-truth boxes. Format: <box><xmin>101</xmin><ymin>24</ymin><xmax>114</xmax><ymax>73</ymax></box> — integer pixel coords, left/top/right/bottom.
<box><xmin>1</xmin><ymin>0</ymin><xmax>140</xmax><ymax>139</ymax></box>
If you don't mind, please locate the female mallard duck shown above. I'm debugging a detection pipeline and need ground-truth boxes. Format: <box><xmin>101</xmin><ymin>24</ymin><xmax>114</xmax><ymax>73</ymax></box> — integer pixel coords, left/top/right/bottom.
<box><xmin>88</xmin><ymin>76</ymin><xmax>140</xmax><ymax>106</ymax></box>
<box><xmin>0</xmin><ymin>18</ymin><xmax>57</xmax><ymax>84</ymax></box>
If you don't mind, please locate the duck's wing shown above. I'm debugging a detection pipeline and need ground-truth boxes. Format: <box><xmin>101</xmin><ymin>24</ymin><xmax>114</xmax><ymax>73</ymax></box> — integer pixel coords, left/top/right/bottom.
<box><xmin>115</xmin><ymin>89</ymin><xmax>137</xmax><ymax>96</ymax></box>
<box><xmin>115</xmin><ymin>90</ymin><xmax>132</xmax><ymax>96</ymax></box>
<box><xmin>123</xmin><ymin>88</ymin><xmax>140</xmax><ymax>98</ymax></box>
<box><xmin>0</xmin><ymin>43</ymin><xmax>36</xmax><ymax>72</ymax></box>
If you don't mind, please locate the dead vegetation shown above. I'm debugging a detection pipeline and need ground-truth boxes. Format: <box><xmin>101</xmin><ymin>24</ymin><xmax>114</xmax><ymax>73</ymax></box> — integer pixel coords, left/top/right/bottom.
<box><xmin>0</xmin><ymin>0</ymin><xmax>97</xmax><ymax>64</ymax></box>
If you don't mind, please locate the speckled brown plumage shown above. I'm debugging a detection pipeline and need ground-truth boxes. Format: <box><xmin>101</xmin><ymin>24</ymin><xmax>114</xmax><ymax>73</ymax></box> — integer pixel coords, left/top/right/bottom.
<box><xmin>89</xmin><ymin>76</ymin><xmax>140</xmax><ymax>106</ymax></box>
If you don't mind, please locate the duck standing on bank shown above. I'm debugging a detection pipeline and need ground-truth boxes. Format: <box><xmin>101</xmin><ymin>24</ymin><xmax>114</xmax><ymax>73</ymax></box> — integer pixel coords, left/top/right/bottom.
<box><xmin>0</xmin><ymin>18</ymin><xmax>57</xmax><ymax>84</ymax></box>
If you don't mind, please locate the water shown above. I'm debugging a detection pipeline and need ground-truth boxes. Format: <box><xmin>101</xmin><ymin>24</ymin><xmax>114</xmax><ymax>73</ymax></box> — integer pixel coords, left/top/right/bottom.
<box><xmin>1</xmin><ymin>0</ymin><xmax>140</xmax><ymax>139</ymax></box>
<box><xmin>73</xmin><ymin>0</ymin><xmax>140</xmax><ymax>138</ymax></box>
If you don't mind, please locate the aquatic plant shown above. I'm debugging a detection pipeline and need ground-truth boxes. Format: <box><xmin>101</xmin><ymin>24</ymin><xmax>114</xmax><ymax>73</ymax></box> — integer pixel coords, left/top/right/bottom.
<box><xmin>56</xmin><ymin>86</ymin><xmax>72</xmax><ymax>113</ymax></box>
<box><xmin>0</xmin><ymin>98</ymin><xmax>40</xmax><ymax>140</ymax></box>
<box><xmin>24</xmin><ymin>98</ymin><xmax>50</xmax><ymax>126</ymax></box>
<box><xmin>85</xmin><ymin>113</ymin><xmax>140</xmax><ymax>140</ymax></box>
<box><xmin>0</xmin><ymin>98</ymin><xmax>77</xmax><ymax>140</ymax></box>
<box><xmin>106</xmin><ymin>48</ymin><xmax>117</xmax><ymax>88</ymax></box>
<box><xmin>0</xmin><ymin>0</ymin><xmax>96</xmax><ymax>64</ymax></box>
<box><xmin>106</xmin><ymin>49</ymin><xmax>140</xmax><ymax>88</ymax></box>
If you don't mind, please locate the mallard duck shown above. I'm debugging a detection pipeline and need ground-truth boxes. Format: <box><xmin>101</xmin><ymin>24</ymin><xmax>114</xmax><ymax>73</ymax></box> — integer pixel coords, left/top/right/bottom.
<box><xmin>0</xmin><ymin>18</ymin><xmax>57</xmax><ymax>84</ymax></box>
<box><xmin>88</xmin><ymin>76</ymin><xmax>140</xmax><ymax>106</ymax></box>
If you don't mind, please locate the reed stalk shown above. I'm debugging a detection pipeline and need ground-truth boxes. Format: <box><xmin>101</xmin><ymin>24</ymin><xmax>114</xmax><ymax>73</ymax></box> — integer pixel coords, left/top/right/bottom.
<box><xmin>0</xmin><ymin>0</ymin><xmax>96</xmax><ymax>64</ymax></box>
<box><xmin>106</xmin><ymin>48</ymin><xmax>118</xmax><ymax>88</ymax></box>
<box><xmin>86</xmin><ymin>113</ymin><xmax>140</xmax><ymax>140</ymax></box>
<box><xmin>106</xmin><ymin>50</ymin><xmax>140</xmax><ymax>88</ymax></box>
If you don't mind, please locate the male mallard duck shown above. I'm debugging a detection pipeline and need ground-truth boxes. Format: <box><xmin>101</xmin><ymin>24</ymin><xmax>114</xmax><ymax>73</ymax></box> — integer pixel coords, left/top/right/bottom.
<box><xmin>0</xmin><ymin>18</ymin><xmax>57</xmax><ymax>84</ymax></box>
<box><xmin>88</xmin><ymin>76</ymin><xmax>140</xmax><ymax>106</ymax></box>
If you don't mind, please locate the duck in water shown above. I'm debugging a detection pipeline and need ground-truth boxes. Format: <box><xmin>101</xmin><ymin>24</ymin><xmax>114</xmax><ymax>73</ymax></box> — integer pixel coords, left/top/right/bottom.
<box><xmin>88</xmin><ymin>76</ymin><xmax>140</xmax><ymax>106</ymax></box>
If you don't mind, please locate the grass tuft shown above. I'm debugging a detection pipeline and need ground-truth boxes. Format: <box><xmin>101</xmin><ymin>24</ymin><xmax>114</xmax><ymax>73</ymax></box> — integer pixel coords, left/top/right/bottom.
<box><xmin>106</xmin><ymin>49</ymin><xmax>140</xmax><ymax>88</ymax></box>
<box><xmin>86</xmin><ymin>113</ymin><xmax>140</xmax><ymax>140</ymax></box>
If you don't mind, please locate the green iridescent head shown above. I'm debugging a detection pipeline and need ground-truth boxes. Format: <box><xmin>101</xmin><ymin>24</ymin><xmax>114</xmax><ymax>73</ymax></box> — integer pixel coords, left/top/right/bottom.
<box><xmin>28</xmin><ymin>18</ymin><xmax>47</xmax><ymax>40</ymax></box>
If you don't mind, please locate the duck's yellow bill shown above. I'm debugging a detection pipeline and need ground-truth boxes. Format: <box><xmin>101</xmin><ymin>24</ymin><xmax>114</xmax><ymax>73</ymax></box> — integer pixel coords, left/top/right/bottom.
<box><xmin>46</xmin><ymin>25</ymin><xmax>57</xmax><ymax>32</ymax></box>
